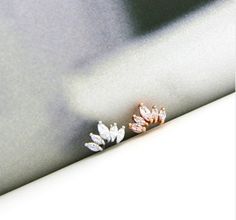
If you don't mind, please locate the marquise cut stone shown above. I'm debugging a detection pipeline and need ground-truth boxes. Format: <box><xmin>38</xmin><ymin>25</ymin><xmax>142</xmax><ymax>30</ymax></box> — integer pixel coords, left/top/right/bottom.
<box><xmin>98</xmin><ymin>121</ymin><xmax>111</xmax><ymax>142</ymax></box>
<box><xmin>90</xmin><ymin>133</ymin><xmax>105</xmax><ymax>145</ymax></box>
<box><xmin>110</xmin><ymin>123</ymin><xmax>118</xmax><ymax>142</ymax></box>
<box><xmin>139</xmin><ymin>104</ymin><xmax>152</xmax><ymax>122</ymax></box>
<box><xmin>85</xmin><ymin>142</ymin><xmax>103</xmax><ymax>152</ymax></box>
<box><xmin>129</xmin><ymin>123</ymin><xmax>144</xmax><ymax>133</ymax></box>
<box><xmin>151</xmin><ymin>106</ymin><xmax>159</xmax><ymax>123</ymax></box>
<box><xmin>133</xmin><ymin>115</ymin><xmax>147</xmax><ymax>126</ymax></box>
<box><xmin>116</xmin><ymin>126</ymin><xmax>125</xmax><ymax>143</ymax></box>
<box><xmin>158</xmin><ymin>108</ymin><xmax>166</xmax><ymax>124</ymax></box>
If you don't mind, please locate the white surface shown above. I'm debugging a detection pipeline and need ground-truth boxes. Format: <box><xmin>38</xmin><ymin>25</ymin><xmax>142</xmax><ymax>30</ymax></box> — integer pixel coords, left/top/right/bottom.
<box><xmin>0</xmin><ymin>94</ymin><xmax>235</xmax><ymax>220</ymax></box>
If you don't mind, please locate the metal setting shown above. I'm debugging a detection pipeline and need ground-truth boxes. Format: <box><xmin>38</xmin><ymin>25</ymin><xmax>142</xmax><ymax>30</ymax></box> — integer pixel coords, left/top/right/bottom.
<box><xmin>129</xmin><ymin>103</ymin><xmax>166</xmax><ymax>133</ymax></box>
<box><xmin>84</xmin><ymin>121</ymin><xmax>125</xmax><ymax>152</ymax></box>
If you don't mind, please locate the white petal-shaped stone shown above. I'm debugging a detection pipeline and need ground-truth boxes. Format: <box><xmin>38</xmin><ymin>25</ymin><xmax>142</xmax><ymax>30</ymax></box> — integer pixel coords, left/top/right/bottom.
<box><xmin>110</xmin><ymin>123</ymin><xmax>118</xmax><ymax>142</ymax></box>
<box><xmin>89</xmin><ymin>133</ymin><xmax>105</xmax><ymax>145</ymax></box>
<box><xmin>84</xmin><ymin>142</ymin><xmax>103</xmax><ymax>152</ymax></box>
<box><xmin>158</xmin><ymin>108</ymin><xmax>166</xmax><ymax>124</ymax></box>
<box><xmin>133</xmin><ymin>115</ymin><xmax>147</xmax><ymax>126</ymax></box>
<box><xmin>116</xmin><ymin>126</ymin><xmax>125</xmax><ymax>143</ymax></box>
<box><xmin>139</xmin><ymin>104</ymin><xmax>152</xmax><ymax>122</ymax></box>
<box><xmin>97</xmin><ymin>121</ymin><xmax>111</xmax><ymax>142</ymax></box>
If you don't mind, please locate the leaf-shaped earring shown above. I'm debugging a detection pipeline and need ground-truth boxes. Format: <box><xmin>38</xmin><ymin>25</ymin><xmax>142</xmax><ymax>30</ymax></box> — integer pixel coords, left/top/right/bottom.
<box><xmin>129</xmin><ymin>103</ymin><xmax>166</xmax><ymax>133</ymax></box>
<box><xmin>84</xmin><ymin>121</ymin><xmax>126</xmax><ymax>152</ymax></box>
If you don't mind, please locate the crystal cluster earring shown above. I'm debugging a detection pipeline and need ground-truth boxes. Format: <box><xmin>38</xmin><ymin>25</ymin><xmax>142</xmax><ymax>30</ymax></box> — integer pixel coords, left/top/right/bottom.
<box><xmin>129</xmin><ymin>103</ymin><xmax>166</xmax><ymax>133</ymax></box>
<box><xmin>84</xmin><ymin>121</ymin><xmax>125</xmax><ymax>152</ymax></box>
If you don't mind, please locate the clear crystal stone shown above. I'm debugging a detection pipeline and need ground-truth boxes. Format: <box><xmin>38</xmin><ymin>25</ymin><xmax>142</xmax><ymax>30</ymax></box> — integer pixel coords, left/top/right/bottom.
<box><xmin>89</xmin><ymin>133</ymin><xmax>105</xmax><ymax>145</ymax></box>
<box><xmin>97</xmin><ymin>121</ymin><xmax>111</xmax><ymax>142</ymax></box>
<box><xmin>158</xmin><ymin>108</ymin><xmax>166</xmax><ymax>123</ymax></box>
<box><xmin>116</xmin><ymin>126</ymin><xmax>125</xmax><ymax>143</ymax></box>
<box><xmin>110</xmin><ymin>123</ymin><xmax>118</xmax><ymax>142</ymax></box>
<box><xmin>133</xmin><ymin>115</ymin><xmax>147</xmax><ymax>126</ymax></box>
<box><xmin>129</xmin><ymin>123</ymin><xmax>144</xmax><ymax>133</ymax></box>
<box><xmin>151</xmin><ymin>106</ymin><xmax>159</xmax><ymax>123</ymax></box>
<box><xmin>139</xmin><ymin>104</ymin><xmax>152</xmax><ymax>122</ymax></box>
<box><xmin>85</xmin><ymin>142</ymin><xmax>103</xmax><ymax>152</ymax></box>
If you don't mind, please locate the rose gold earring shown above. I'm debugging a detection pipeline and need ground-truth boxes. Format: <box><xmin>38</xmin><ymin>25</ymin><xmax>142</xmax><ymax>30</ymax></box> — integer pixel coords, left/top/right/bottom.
<box><xmin>129</xmin><ymin>103</ymin><xmax>166</xmax><ymax>133</ymax></box>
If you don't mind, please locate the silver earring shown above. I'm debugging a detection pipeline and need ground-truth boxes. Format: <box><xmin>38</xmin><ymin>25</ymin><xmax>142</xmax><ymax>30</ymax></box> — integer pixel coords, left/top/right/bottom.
<box><xmin>84</xmin><ymin>121</ymin><xmax>125</xmax><ymax>152</ymax></box>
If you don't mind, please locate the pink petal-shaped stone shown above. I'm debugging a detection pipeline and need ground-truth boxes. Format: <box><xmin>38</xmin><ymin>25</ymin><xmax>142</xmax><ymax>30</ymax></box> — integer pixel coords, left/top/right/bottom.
<box><xmin>129</xmin><ymin>123</ymin><xmax>145</xmax><ymax>133</ymax></box>
<box><xmin>158</xmin><ymin>108</ymin><xmax>166</xmax><ymax>124</ymax></box>
<box><xmin>151</xmin><ymin>106</ymin><xmax>159</xmax><ymax>123</ymax></box>
<box><xmin>133</xmin><ymin>115</ymin><xmax>147</xmax><ymax>126</ymax></box>
<box><xmin>139</xmin><ymin>104</ymin><xmax>152</xmax><ymax>122</ymax></box>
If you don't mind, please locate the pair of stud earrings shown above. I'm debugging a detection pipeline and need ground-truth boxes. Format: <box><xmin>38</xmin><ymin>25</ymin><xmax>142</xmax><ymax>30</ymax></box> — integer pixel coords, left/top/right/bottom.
<box><xmin>84</xmin><ymin>103</ymin><xmax>166</xmax><ymax>152</ymax></box>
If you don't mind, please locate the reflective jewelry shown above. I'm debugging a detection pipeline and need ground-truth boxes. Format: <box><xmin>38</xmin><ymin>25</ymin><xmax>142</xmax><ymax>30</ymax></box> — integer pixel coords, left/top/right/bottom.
<box><xmin>129</xmin><ymin>103</ymin><xmax>166</xmax><ymax>133</ymax></box>
<box><xmin>85</xmin><ymin>121</ymin><xmax>125</xmax><ymax>152</ymax></box>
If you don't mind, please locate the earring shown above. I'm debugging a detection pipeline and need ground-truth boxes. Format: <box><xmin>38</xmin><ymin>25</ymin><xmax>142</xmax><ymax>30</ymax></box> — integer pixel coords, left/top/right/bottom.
<box><xmin>84</xmin><ymin>121</ymin><xmax>125</xmax><ymax>152</ymax></box>
<box><xmin>129</xmin><ymin>103</ymin><xmax>166</xmax><ymax>133</ymax></box>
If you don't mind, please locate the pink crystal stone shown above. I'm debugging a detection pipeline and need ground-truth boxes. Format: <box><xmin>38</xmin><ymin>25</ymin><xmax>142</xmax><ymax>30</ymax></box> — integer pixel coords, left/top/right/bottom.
<box><xmin>139</xmin><ymin>103</ymin><xmax>153</xmax><ymax>122</ymax></box>
<box><xmin>129</xmin><ymin>123</ymin><xmax>145</xmax><ymax>133</ymax></box>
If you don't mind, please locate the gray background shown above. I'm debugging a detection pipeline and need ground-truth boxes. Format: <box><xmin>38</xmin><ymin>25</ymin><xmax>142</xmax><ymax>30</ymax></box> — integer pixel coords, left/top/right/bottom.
<box><xmin>0</xmin><ymin>0</ymin><xmax>235</xmax><ymax>195</ymax></box>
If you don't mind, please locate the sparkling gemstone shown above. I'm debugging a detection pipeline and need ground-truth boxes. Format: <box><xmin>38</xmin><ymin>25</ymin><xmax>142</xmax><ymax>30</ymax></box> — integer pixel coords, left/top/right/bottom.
<box><xmin>139</xmin><ymin>104</ymin><xmax>152</xmax><ymax>122</ymax></box>
<box><xmin>133</xmin><ymin>115</ymin><xmax>147</xmax><ymax>126</ymax></box>
<box><xmin>89</xmin><ymin>133</ymin><xmax>105</xmax><ymax>145</ymax></box>
<box><xmin>129</xmin><ymin>123</ymin><xmax>145</xmax><ymax>133</ymax></box>
<box><xmin>158</xmin><ymin>108</ymin><xmax>166</xmax><ymax>124</ymax></box>
<box><xmin>116</xmin><ymin>126</ymin><xmax>125</xmax><ymax>143</ymax></box>
<box><xmin>97</xmin><ymin>121</ymin><xmax>111</xmax><ymax>142</ymax></box>
<box><xmin>151</xmin><ymin>106</ymin><xmax>159</xmax><ymax>123</ymax></box>
<box><xmin>84</xmin><ymin>142</ymin><xmax>103</xmax><ymax>152</ymax></box>
<box><xmin>110</xmin><ymin>123</ymin><xmax>118</xmax><ymax>142</ymax></box>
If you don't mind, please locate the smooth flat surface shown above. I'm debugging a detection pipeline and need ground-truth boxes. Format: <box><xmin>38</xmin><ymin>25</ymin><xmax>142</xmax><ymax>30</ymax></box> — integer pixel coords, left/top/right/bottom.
<box><xmin>0</xmin><ymin>94</ymin><xmax>234</xmax><ymax>220</ymax></box>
